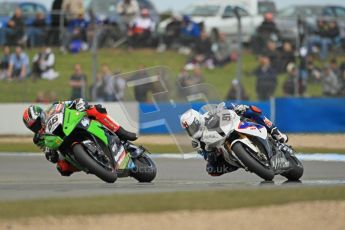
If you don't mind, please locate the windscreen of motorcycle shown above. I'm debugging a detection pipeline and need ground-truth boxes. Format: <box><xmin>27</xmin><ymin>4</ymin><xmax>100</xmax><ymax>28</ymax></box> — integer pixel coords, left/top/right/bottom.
<box><xmin>201</xmin><ymin>110</ymin><xmax>238</xmax><ymax>147</ymax></box>
<box><xmin>44</xmin><ymin>104</ymin><xmax>64</xmax><ymax>134</ymax></box>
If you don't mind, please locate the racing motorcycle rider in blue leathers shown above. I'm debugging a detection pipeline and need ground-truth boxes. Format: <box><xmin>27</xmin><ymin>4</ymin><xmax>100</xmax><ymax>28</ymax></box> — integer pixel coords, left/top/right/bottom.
<box><xmin>180</xmin><ymin>103</ymin><xmax>288</xmax><ymax>176</ymax></box>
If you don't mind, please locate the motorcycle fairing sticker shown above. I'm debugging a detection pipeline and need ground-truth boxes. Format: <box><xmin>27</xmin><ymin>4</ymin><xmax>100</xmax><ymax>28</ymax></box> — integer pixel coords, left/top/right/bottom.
<box><xmin>238</xmin><ymin>122</ymin><xmax>264</xmax><ymax>130</ymax></box>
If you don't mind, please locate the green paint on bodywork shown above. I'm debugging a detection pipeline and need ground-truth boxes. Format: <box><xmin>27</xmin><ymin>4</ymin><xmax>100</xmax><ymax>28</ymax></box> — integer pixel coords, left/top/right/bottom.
<box><xmin>43</xmin><ymin>135</ymin><xmax>63</xmax><ymax>150</ymax></box>
<box><xmin>63</xmin><ymin>108</ymin><xmax>85</xmax><ymax>136</ymax></box>
<box><xmin>87</xmin><ymin>120</ymin><xmax>109</xmax><ymax>145</ymax></box>
<box><xmin>118</xmin><ymin>153</ymin><xmax>131</xmax><ymax>170</ymax></box>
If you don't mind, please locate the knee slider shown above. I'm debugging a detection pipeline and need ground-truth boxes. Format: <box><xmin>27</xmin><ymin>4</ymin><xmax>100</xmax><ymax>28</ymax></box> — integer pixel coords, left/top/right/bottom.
<box><xmin>250</xmin><ymin>105</ymin><xmax>262</xmax><ymax>114</ymax></box>
<box><xmin>94</xmin><ymin>104</ymin><xmax>107</xmax><ymax>114</ymax></box>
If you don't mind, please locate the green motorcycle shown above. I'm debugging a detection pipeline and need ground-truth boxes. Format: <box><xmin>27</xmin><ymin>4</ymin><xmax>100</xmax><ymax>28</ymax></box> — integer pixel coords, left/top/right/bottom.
<box><xmin>41</xmin><ymin>103</ymin><xmax>156</xmax><ymax>183</ymax></box>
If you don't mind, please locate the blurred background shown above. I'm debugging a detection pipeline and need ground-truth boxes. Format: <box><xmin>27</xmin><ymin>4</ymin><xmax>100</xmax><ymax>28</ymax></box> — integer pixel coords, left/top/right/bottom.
<box><xmin>0</xmin><ymin>0</ymin><xmax>344</xmax><ymax>135</ymax></box>
<box><xmin>0</xmin><ymin>2</ymin><xmax>344</xmax><ymax>226</ymax></box>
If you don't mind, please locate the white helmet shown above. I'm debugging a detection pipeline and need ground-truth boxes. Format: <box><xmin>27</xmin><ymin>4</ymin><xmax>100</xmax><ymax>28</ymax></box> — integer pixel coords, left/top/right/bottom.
<box><xmin>180</xmin><ymin>109</ymin><xmax>205</xmax><ymax>139</ymax></box>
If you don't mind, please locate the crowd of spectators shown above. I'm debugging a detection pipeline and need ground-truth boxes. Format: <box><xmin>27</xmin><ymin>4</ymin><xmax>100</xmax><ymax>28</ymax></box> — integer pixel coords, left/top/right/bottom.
<box><xmin>306</xmin><ymin>19</ymin><xmax>341</xmax><ymax>60</ymax></box>
<box><xmin>0</xmin><ymin>0</ymin><xmax>345</xmax><ymax>102</ymax></box>
<box><xmin>0</xmin><ymin>45</ymin><xmax>58</xmax><ymax>81</ymax></box>
<box><xmin>249</xmin><ymin>12</ymin><xmax>345</xmax><ymax>100</ymax></box>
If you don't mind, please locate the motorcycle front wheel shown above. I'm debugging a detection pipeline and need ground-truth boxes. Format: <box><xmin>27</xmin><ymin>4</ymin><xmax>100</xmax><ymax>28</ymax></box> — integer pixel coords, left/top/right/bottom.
<box><xmin>130</xmin><ymin>154</ymin><xmax>157</xmax><ymax>182</ymax></box>
<box><xmin>73</xmin><ymin>144</ymin><xmax>117</xmax><ymax>183</ymax></box>
<box><xmin>281</xmin><ymin>154</ymin><xmax>304</xmax><ymax>181</ymax></box>
<box><xmin>232</xmin><ymin>142</ymin><xmax>274</xmax><ymax>181</ymax></box>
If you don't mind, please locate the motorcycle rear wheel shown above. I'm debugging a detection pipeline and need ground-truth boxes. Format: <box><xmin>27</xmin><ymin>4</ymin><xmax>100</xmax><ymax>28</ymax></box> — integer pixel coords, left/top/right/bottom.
<box><xmin>73</xmin><ymin>144</ymin><xmax>117</xmax><ymax>183</ymax></box>
<box><xmin>232</xmin><ymin>142</ymin><xmax>274</xmax><ymax>181</ymax></box>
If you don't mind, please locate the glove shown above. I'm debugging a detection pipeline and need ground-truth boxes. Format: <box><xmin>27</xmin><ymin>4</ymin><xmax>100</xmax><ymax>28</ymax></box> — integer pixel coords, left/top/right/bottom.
<box><xmin>191</xmin><ymin>140</ymin><xmax>201</xmax><ymax>149</ymax></box>
<box><xmin>45</xmin><ymin>149</ymin><xmax>59</xmax><ymax>163</ymax></box>
<box><xmin>234</xmin><ymin>104</ymin><xmax>249</xmax><ymax>115</ymax></box>
<box><xmin>197</xmin><ymin>150</ymin><xmax>208</xmax><ymax>160</ymax></box>
<box><xmin>74</xmin><ymin>98</ymin><xmax>89</xmax><ymax>111</ymax></box>
<box><xmin>33</xmin><ymin>133</ymin><xmax>45</xmax><ymax>150</ymax></box>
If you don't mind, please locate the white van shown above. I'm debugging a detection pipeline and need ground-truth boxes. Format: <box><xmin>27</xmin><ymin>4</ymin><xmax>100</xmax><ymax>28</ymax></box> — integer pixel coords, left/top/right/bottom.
<box><xmin>159</xmin><ymin>0</ymin><xmax>276</xmax><ymax>43</ymax></box>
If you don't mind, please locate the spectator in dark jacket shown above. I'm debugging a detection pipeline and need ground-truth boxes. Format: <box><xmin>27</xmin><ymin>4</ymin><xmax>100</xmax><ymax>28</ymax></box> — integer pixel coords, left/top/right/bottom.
<box><xmin>252</xmin><ymin>12</ymin><xmax>280</xmax><ymax>54</ymax></box>
<box><xmin>69</xmin><ymin>64</ymin><xmax>87</xmax><ymax>99</ymax></box>
<box><xmin>254</xmin><ymin>55</ymin><xmax>277</xmax><ymax>100</ymax></box>
<box><xmin>191</xmin><ymin>32</ymin><xmax>213</xmax><ymax>68</ymax></box>
<box><xmin>27</xmin><ymin>12</ymin><xmax>47</xmax><ymax>47</ymax></box>
<box><xmin>257</xmin><ymin>13</ymin><xmax>280</xmax><ymax>38</ymax></box>
<box><xmin>0</xmin><ymin>8</ymin><xmax>25</xmax><ymax>46</ymax></box>
<box><xmin>263</xmin><ymin>40</ymin><xmax>280</xmax><ymax>72</ymax></box>
<box><xmin>48</xmin><ymin>0</ymin><xmax>66</xmax><ymax>45</ymax></box>
<box><xmin>157</xmin><ymin>14</ymin><xmax>182</xmax><ymax>51</ymax></box>
<box><xmin>278</xmin><ymin>41</ymin><xmax>296</xmax><ymax>74</ymax></box>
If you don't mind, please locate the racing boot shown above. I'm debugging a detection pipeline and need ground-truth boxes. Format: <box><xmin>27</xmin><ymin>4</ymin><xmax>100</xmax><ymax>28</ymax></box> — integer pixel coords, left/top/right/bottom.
<box><xmin>57</xmin><ymin>160</ymin><xmax>79</xmax><ymax>176</ymax></box>
<box><xmin>271</xmin><ymin>127</ymin><xmax>288</xmax><ymax>143</ymax></box>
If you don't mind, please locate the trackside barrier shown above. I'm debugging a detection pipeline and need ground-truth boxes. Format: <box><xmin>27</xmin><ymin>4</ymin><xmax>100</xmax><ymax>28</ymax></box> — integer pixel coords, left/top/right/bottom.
<box><xmin>139</xmin><ymin>101</ymin><xmax>271</xmax><ymax>134</ymax></box>
<box><xmin>275</xmin><ymin>98</ymin><xmax>345</xmax><ymax>133</ymax></box>
<box><xmin>0</xmin><ymin>102</ymin><xmax>139</xmax><ymax>135</ymax></box>
<box><xmin>1</xmin><ymin>98</ymin><xmax>344</xmax><ymax>135</ymax></box>
<box><xmin>139</xmin><ymin>98</ymin><xmax>345</xmax><ymax>134</ymax></box>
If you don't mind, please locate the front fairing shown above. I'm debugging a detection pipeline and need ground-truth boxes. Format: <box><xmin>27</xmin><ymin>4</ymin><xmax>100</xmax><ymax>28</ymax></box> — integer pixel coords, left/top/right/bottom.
<box><xmin>200</xmin><ymin>109</ymin><xmax>238</xmax><ymax>148</ymax></box>
<box><xmin>42</xmin><ymin>104</ymin><xmax>86</xmax><ymax>149</ymax></box>
<box><xmin>235</xmin><ymin>121</ymin><xmax>268</xmax><ymax>139</ymax></box>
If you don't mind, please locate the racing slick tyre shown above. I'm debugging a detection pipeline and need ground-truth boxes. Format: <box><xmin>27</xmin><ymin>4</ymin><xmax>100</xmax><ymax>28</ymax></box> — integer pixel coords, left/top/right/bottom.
<box><xmin>131</xmin><ymin>154</ymin><xmax>157</xmax><ymax>182</ymax></box>
<box><xmin>281</xmin><ymin>154</ymin><xmax>304</xmax><ymax>181</ymax></box>
<box><xmin>73</xmin><ymin>144</ymin><xmax>117</xmax><ymax>183</ymax></box>
<box><xmin>232</xmin><ymin>142</ymin><xmax>274</xmax><ymax>181</ymax></box>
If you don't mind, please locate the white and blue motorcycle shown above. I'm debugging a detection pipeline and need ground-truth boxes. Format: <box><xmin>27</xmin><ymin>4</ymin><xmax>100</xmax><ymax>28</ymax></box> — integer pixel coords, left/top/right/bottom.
<box><xmin>198</xmin><ymin>103</ymin><xmax>304</xmax><ymax>181</ymax></box>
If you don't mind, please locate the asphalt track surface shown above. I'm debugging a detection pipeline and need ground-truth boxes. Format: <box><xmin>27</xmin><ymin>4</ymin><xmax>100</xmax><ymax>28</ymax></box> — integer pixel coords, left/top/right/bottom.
<box><xmin>0</xmin><ymin>154</ymin><xmax>345</xmax><ymax>201</ymax></box>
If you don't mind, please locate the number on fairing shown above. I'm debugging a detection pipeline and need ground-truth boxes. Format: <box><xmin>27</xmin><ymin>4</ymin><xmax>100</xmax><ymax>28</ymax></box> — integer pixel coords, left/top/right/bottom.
<box><xmin>222</xmin><ymin>114</ymin><xmax>231</xmax><ymax>121</ymax></box>
<box><xmin>46</xmin><ymin>114</ymin><xmax>62</xmax><ymax>133</ymax></box>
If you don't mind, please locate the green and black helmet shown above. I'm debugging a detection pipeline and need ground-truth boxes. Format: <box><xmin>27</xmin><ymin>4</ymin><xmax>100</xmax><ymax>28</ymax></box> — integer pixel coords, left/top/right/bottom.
<box><xmin>23</xmin><ymin>105</ymin><xmax>45</xmax><ymax>133</ymax></box>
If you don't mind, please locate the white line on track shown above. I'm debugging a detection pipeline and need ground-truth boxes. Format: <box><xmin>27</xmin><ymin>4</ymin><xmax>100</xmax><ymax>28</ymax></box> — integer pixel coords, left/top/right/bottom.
<box><xmin>0</xmin><ymin>152</ymin><xmax>345</xmax><ymax>162</ymax></box>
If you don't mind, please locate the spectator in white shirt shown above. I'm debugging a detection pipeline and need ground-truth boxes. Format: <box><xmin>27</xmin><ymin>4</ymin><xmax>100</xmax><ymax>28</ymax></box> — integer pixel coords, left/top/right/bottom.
<box><xmin>32</xmin><ymin>47</ymin><xmax>59</xmax><ymax>80</ymax></box>
<box><xmin>127</xmin><ymin>8</ymin><xmax>156</xmax><ymax>49</ymax></box>
<box><xmin>7</xmin><ymin>46</ymin><xmax>30</xmax><ymax>80</ymax></box>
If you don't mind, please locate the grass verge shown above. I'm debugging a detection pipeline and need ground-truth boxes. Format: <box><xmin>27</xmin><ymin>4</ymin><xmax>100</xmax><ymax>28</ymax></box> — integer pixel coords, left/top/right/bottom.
<box><xmin>0</xmin><ymin>186</ymin><xmax>345</xmax><ymax>219</ymax></box>
<box><xmin>2</xmin><ymin>48</ymin><xmax>343</xmax><ymax>102</ymax></box>
<box><xmin>0</xmin><ymin>142</ymin><xmax>344</xmax><ymax>154</ymax></box>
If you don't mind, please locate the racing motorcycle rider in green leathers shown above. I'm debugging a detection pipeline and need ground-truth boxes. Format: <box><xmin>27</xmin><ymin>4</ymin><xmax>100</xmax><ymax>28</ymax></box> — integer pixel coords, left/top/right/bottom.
<box><xmin>22</xmin><ymin>98</ymin><xmax>138</xmax><ymax>176</ymax></box>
